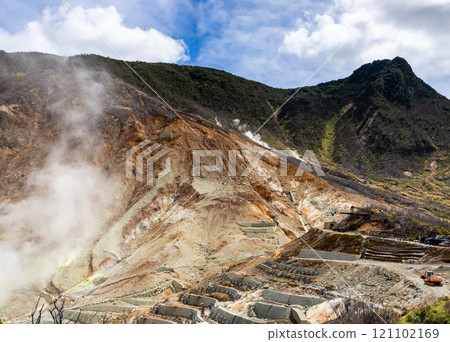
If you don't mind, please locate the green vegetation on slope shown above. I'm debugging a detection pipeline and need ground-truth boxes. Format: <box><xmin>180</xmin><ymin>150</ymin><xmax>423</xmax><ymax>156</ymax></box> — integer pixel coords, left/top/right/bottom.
<box><xmin>321</xmin><ymin>103</ymin><xmax>353</xmax><ymax>162</ymax></box>
<box><xmin>12</xmin><ymin>52</ymin><xmax>447</xmax><ymax>180</ymax></box>
<box><xmin>70</xmin><ymin>54</ymin><xmax>291</xmax><ymax>145</ymax></box>
<box><xmin>402</xmin><ymin>297</ymin><xmax>450</xmax><ymax>324</ymax></box>
<box><xmin>345</xmin><ymin>204</ymin><xmax>450</xmax><ymax>239</ymax></box>
<box><xmin>1</xmin><ymin>51</ymin><xmax>449</xmax><ymax>187</ymax></box>
<box><xmin>280</xmin><ymin>57</ymin><xmax>450</xmax><ymax>178</ymax></box>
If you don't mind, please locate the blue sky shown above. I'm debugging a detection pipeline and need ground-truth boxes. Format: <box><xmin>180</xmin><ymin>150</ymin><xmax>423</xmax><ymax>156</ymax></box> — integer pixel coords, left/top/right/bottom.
<box><xmin>1</xmin><ymin>0</ymin><xmax>450</xmax><ymax>97</ymax></box>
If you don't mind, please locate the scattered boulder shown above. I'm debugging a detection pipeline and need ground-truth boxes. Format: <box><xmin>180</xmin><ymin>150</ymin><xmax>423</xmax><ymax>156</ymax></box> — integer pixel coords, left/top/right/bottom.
<box><xmin>159</xmin><ymin>127</ymin><xmax>173</xmax><ymax>140</ymax></box>
<box><xmin>306</xmin><ymin>299</ymin><xmax>344</xmax><ymax>323</ymax></box>
<box><xmin>324</xmin><ymin>221</ymin><xmax>337</xmax><ymax>230</ymax></box>
<box><xmin>138</xmin><ymin>221</ymin><xmax>150</xmax><ymax>229</ymax></box>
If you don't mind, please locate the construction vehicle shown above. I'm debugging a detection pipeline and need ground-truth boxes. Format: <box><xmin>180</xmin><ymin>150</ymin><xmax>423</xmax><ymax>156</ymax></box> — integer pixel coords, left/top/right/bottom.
<box><xmin>420</xmin><ymin>271</ymin><xmax>443</xmax><ymax>286</ymax></box>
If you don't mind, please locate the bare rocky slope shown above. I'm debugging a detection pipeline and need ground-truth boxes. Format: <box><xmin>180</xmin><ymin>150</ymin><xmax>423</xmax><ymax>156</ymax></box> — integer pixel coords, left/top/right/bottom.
<box><xmin>58</xmin><ymin>53</ymin><xmax>450</xmax><ymax>180</ymax></box>
<box><xmin>0</xmin><ymin>52</ymin><xmax>448</xmax><ymax>324</ymax></box>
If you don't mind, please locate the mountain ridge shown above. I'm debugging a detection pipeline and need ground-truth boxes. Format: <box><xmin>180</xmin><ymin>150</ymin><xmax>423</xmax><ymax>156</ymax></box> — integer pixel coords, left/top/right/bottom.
<box><xmin>1</xmin><ymin>50</ymin><xmax>449</xmax><ymax>180</ymax></box>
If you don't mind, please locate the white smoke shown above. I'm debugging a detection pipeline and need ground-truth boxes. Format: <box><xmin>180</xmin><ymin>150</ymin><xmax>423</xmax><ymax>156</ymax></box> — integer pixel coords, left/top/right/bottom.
<box><xmin>243</xmin><ymin>131</ymin><xmax>269</xmax><ymax>148</ymax></box>
<box><xmin>214</xmin><ymin>116</ymin><xmax>222</xmax><ymax>127</ymax></box>
<box><xmin>231</xmin><ymin>118</ymin><xmax>270</xmax><ymax>148</ymax></box>
<box><xmin>282</xmin><ymin>149</ymin><xmax>301</xmax><ymax>160</ymax></box>
<box><xmin>0</xmin><ymin>62</ymin><xmax>117</xmax><ymax>305</ymax></box>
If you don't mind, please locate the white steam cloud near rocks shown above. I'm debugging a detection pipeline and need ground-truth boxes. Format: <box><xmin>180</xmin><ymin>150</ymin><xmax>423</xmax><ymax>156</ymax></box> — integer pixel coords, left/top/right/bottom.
<box><xmin>232</xmin><ymin>118</ymin><xmax>269</xmax><ymax>148</ymax></box>
<box><xmin>214</xmin><ymin>116</ymin><xmax>222</xmax><ymax>127</ymax></box>
<box><xmin>0</xmin><ymin>63</ymin><xmax>118</xmax><ymax>305</ymax></box>
<box><xmin>231</xmin><ymin>119</ymin><xmax>303</xmax><ymax>159</ymax></box>
<box><xmin>243</xmin><ymin>131</ymin><xmax>269</xmax><ymax>149</ymax></box>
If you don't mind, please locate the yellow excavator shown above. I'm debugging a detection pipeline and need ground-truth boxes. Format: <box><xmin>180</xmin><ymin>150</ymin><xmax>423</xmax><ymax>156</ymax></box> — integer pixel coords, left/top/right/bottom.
<box><xmin>420</xmin><ymin>271</ymin><xmax>443</xmax><ymax>286</ymax></box>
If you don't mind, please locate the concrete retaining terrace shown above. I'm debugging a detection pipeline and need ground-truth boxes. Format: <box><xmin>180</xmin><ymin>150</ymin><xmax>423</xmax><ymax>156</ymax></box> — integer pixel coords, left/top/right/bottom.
<box><xmin>239</xmin><ymin>226</ymin><xmax>275</xmax><ymax>234</ymax></box>
<box><xmin>121</xmin><ymin>297</ymin><xmax>156</xmax><ymax>306</ymax></box>
<box><xmin>126</xmin><ymin>280</ymin><xmax>172</xmax><ymax>298</ymax></box>
<box><xmin>222</xmin><ymin>273</ymin><xmax>261</xmax><ymax>289</ymax></box>
<box><xmin>181</xmin><ymin>294</ymin><xmax>217</xmax><ymax>308</ymax></box>
<box><xmin>206</xmin><ymin>284</ymin><xmax>240</xmax><ymax>300</ymax></box>
<box><xmin>209</xmin><ymin>307</ymin><xmax>261</xmax><ymax>324</ymax></box>
<box><xmin>156</xmin><ymin>305</ymin><xmax>198</xmax><ymax>320</ymax></box>
<box><xmin>254</xmin><ymin>302</ymin><xmax>291</xmax><ymax>320</ymax></box>
<box><xmin>257</xmin><ymin>263</ymin><xmax>315</xmax><ymax>281</ymax></box>
<box><xmin>262</xmin><ymin>289</ymin><xmax>325</xmax><ymax>306</ymax></box>
<box><xmin>65</xmin><ymin>311</ymin><xmax>176</xmax><ymax>324</ymax></box>
<box><xmin>64</xmin><ymin>310</ymin><xmax>102</xmax><ymax>324</ymax></box>
<box><xmin>142</xmin><ymin>318</ymin><xmax>176</xmax><ymax>324</ymax></box>
<box><xmin>238</xmin><ymin>221</ymin><xmax>278</xmax><ymax>242</ymax></box>
<box><xmin>298</xmin><ymin>249</ymin><xmax>358</xmax><ymax>261</ymax></box>
<box><xmin>79</xmin><ymin>303</ymin><xmax>136</xmax><ymax>313</ymax></box>
<box><xmin>238</xmin><ymin>221</ymin><xmax>276</xmax><ymax>227</ymax></box>
<box><xmin>364</xmin><ymin>246</ymin><xmax>426</xmax><ymax>263</ymax></box>
<box><xmin>265</xmin><ymin>260</ymin><xmax>319</xmax><ymax>276</ymax></box>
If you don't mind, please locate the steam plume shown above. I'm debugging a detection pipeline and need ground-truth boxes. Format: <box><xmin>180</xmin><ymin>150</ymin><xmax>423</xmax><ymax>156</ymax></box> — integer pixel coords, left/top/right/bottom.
<box><xmin>0</xmin><ymin>61</ymin><xmax>117</xmax><ymax>305</ymax></box>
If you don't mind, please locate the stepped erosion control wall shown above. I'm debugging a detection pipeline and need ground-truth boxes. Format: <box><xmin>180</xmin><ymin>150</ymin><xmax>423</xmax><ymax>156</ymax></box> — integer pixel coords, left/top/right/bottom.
<box><xmin>222</xmin><ymin>273</ymin><xmax>261</xmax><ymax>289</ymax></box>
<box><xmin>238</xmin><ymin>221</ymin><xmax>276</xmax><ymax>234</ymax></box>
<box><xmin>254</xmin><ymin>302</ymin><xmax>291</xmax><ymax>320</ymax></box>
<box><xmin>297</xmin><ymin>249</ymin><xmax>358</xmax><ymax>261</ymax></box>
<box><xmin>262</xmin><ymin>289</ymin><xmax>325</xmax><ymax>307</ymax></box>
<box><xmin>252</xmin><ymin>301</ymin><xmax>310</xmax><ymax>323</ymax></box>
<box><xmin>181</xmin><ymin>294</ymin><xmax>218</xmax><ymax>308</ymax></box>
<box><xmin>209</xmin><ymin>306</ymin><xmax>261</xmax><ymax>324</ymax></box>
<box><xmin>156</xmin><ymin>304</ymin><xmax>199</xmax><ymax>320</ymax></box>
<box><xmin>237</xmin><ymin>221</ymin><xmax>276</xmax><ymax>227</ymax></box>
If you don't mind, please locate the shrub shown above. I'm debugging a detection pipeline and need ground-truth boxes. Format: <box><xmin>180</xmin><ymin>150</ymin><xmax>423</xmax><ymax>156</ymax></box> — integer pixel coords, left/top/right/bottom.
<box><xmin>208</xmin><ymin>292</ymin><xmax>230</xmax><ymax>302</ymax></box>
<box><xmin>349</xmin><ymin>204</ymin><xmax>450</xmax><ymax>239</ymax></box>
<box><xmin>402</xmin><ymin>297</ymin><xmax>450</xmax><ymax>324</ymax></box>
<box><xmin>326</xmin><ymin>298</ymin><xmax>398</xmax><ymax>324</ymax></box>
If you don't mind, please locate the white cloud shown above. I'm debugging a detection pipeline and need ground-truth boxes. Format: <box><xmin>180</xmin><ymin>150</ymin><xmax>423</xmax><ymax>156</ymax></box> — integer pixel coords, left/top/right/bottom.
<box><xmin>280</xmin><ymin>0</ymin><xmax>450</xmax><ymax>95</ymax></box>
<box><xmin>194</xmin><ymin>0</ymin><xmax>450</xmax><ymax>97</ymax></box>
<box><xmin>195</xmin><ymin>1</ymin><xmax>316</xmax><ymax>85</ymax></box>
<box><xmin>0</xmin><ymin>5</ymin><xmax>188</xmax><ymax>63</ymax></box>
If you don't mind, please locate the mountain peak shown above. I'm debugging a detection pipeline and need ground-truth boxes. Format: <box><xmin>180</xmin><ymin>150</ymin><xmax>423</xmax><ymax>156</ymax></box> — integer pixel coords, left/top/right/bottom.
<box><xmin>391</xmin><ymin>56</ymin><xmax>412</xmax><ymax>71</ymax></box>
<box><xmin>348</xmin><ymin>56</ymin><xmax>413</xmax><ymax>84</ymax></box>
<box><xmin>346</xmin><ymin>56</ymin><xmax>438</xmax><ymax>106</ymax></box>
